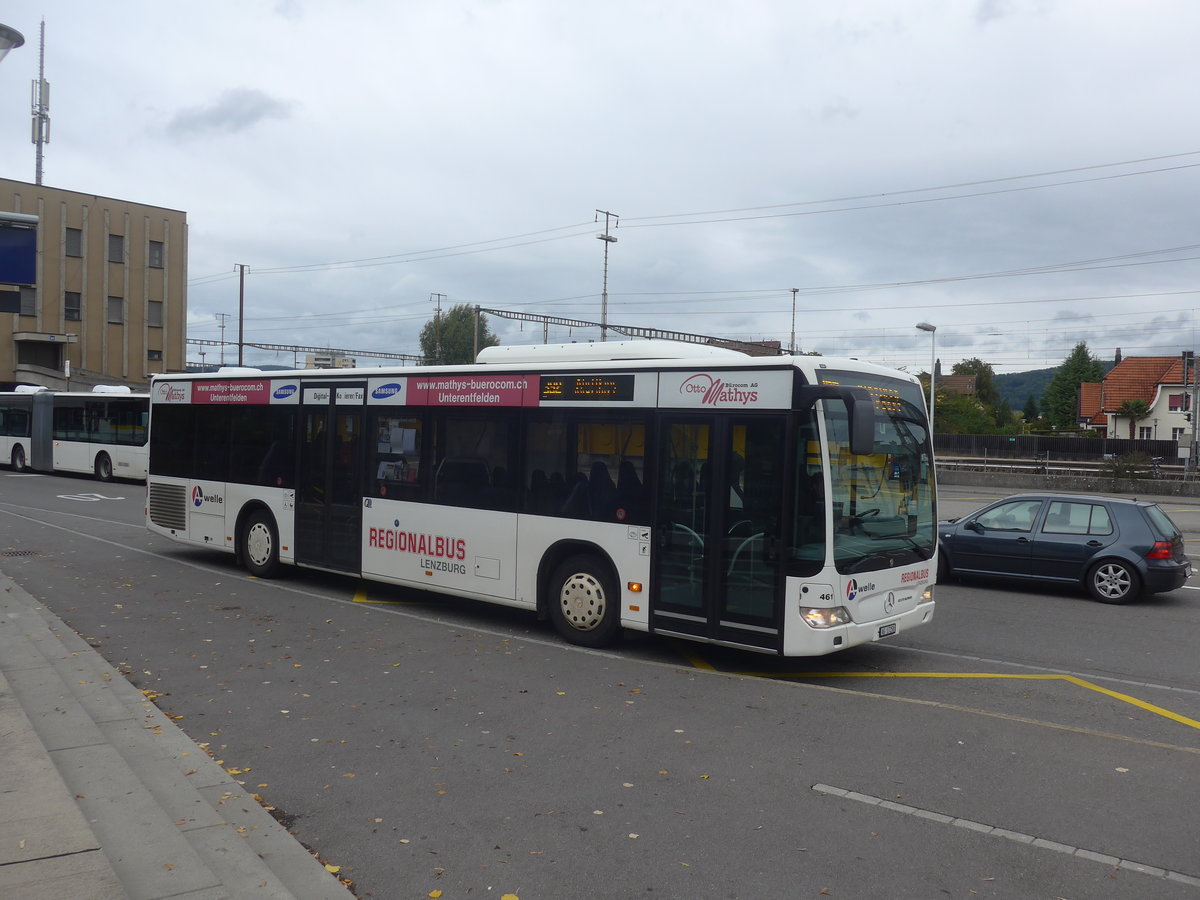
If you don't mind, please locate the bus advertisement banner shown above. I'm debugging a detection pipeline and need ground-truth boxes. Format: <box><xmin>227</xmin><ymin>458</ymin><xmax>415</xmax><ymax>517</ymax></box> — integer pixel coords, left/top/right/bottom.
<box><xmin>659</xmin><ymin>370</ymin><xmax>791</xmax><ymax>409</ymax></box>
<box><xmin>152</xmin><ymin>380</ymin><xmax>302</xmax><ymax>405</ymax></box>
<box><xmin>406</xmin><ymin>375</ymin><xmax>540</xmax><ymax>407</ymax></box>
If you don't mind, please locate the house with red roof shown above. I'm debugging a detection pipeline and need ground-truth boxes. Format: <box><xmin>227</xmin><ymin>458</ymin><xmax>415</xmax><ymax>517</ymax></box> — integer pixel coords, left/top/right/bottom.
<box><xmin>1084</xmin><ymin>355</ymin><xmax>1194</xmax><ymax>442</ymax></box>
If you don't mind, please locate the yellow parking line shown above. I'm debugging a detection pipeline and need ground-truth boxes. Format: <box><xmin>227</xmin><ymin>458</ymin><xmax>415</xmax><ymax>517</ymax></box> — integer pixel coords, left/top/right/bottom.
<box><xmin>739</xmin><ymin>671</ymin><xmax>1200</xmax><ymax>731</ymax></box>
<box><xmin>351</xmin><ymin>584</ymin><xmax>428</xmax><ymax>605</ymax></box>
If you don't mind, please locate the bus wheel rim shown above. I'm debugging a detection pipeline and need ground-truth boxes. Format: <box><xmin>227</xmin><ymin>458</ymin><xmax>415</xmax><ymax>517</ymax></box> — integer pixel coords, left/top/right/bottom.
<box><xmin>247</xmin><ymin>523</ymin><xmax>272</xmax><ymax>566</ymax></box>
<box><xmin>559</xmin><ymin>572</ymin><xmax>605</xmax><ymax>631</ymax></box>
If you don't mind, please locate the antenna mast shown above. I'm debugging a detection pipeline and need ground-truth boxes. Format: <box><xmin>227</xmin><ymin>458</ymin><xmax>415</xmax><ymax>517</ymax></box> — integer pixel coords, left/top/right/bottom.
<box><xmin>31</xmin><ymin>20</ymin><xmax>49</xmax><ymax>185</ymax></box>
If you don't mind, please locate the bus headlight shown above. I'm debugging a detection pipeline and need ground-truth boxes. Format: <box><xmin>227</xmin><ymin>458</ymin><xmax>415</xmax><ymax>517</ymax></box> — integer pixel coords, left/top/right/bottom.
<box><xmin>800</xmin><ymin>606</ymin><xmax>852</xmax><ymax>628</ymax></box>
<box><xmin>920</xmin><ymin>585</ymin><xmax>934</xmax><ymax>603</ymax></box>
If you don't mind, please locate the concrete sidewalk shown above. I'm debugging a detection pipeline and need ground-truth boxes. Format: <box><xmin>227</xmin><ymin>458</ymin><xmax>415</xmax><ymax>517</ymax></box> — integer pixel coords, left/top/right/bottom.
<box><xmin>0</xmin><ymin>569</ymin><xmax>354</xmax><ymax>900</ymax></box>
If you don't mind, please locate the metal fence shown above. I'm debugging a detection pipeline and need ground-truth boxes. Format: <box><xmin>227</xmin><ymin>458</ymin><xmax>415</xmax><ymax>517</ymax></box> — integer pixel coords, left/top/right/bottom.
<box><xmin>933</xmin><ymin>434</ymin><xmax>1181</xmax><ymax>464</ymax></box>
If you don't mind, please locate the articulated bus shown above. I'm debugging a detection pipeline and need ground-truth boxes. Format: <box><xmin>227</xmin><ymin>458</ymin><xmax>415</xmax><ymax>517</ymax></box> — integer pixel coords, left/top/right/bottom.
<box><xmin>145</xmin><ymin>341</ymin><xmax>936</xmax><ymax>656</ymax></box>
<box><xmin>0</xmin><ymin>386</ymin><xmax>149</xmax><ymax>481</ymax></box>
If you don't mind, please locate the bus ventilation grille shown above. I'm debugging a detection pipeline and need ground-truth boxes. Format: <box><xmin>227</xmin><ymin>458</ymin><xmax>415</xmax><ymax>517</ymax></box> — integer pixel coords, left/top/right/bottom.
<box><xmin>148</xmin><ymin>482</ymin><xmax>188</xmax><ymax>531</ymax></box>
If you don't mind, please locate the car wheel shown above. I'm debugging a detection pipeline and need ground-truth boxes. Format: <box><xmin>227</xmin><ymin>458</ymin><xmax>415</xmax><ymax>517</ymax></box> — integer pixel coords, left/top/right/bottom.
<box><xmin>936</xmin><ymin>551</ymin><xmax>954</xmax><ymax>583</ymax></box>
<box><xmin>548</xmin><ymin>555</ymin><xmax>622</xmax><ymax>648</ymax></box>
<box><xmin>94</xmin><ymin>452</ymin><xmax>113</xmax><ymax>482</ymax></box>
<box><xmin>1087</xmin><ymin>559</ymin><xmax>1141</xmax><ymax>604</ymax></box>
<box><xmin>12</xmin><ymin>445</ymin><xmax>26</xmax><ymax>472</ymax></box>
<box><xmin>242</xmin><ymin>510</ymin><xmax>281</xmax><ymax>578</ymax></box>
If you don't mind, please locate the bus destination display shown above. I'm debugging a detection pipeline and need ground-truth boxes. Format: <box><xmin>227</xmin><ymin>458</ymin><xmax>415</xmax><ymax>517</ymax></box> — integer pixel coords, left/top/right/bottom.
<box><xmin>540</xmin><ymin>374</ymin><xmax>635</xmax><ymax>402</ymax></box>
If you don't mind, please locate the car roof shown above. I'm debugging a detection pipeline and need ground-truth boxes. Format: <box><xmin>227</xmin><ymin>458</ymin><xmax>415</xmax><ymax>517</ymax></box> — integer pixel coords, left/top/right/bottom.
<box><xmin>992</xmin><ymin>492</ymin><xmax>1151</xmax><ymax>507</ymax></box>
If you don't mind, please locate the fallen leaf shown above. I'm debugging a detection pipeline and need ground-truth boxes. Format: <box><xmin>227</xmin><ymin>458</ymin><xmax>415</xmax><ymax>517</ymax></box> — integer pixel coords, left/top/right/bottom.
<box><xmin>324</xmin><ymin>864</ymin><xmax>341</xmax><ymax>874</ymax></box>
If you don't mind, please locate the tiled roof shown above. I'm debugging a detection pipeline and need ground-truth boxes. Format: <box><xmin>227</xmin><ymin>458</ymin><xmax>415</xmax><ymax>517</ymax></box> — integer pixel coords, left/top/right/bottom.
<box><xmin>939</xmin><ymin>374</ymin><xmax>975</xmax><ymax>395</ymax></box>
<box><xmin>1101</xmin><ymin>357</ymin><xmax>1183</xmax><ymax>411</ymax></box>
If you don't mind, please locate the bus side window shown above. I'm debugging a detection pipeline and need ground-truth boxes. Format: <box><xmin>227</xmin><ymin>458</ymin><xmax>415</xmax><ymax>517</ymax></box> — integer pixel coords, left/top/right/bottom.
<box><xmin>372</xmin><ymin>415</ymin><xmax>424</xmax><ymax>499</ymax></box>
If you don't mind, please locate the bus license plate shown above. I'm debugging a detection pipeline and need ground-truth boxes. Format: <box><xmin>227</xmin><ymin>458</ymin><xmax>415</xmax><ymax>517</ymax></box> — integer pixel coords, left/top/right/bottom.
<box><xmin>877</xmin><ymin>623</ymin><xmax>897</xmax><ymax>639</ymax></box>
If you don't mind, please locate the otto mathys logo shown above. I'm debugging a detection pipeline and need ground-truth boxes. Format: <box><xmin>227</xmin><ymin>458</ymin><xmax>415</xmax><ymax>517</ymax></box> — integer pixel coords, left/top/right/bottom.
<box><xmin>273</xmin><ymin>384</ymin><xmax>298</xmax><ymax>400</ymax></box>
<box><xmin>372</xmin><ymin>383</ymin><xmax>404</xmax><ymax>400</ymax></box>
<box><xmin>155</xmin><ymin>382</ymin><xmax>187</xmax><ymax>403</ymax></box>
<box><xmin>679</xmin><ymin>373</ymin><xmax>759</xmax><ymax>406</ymax></box>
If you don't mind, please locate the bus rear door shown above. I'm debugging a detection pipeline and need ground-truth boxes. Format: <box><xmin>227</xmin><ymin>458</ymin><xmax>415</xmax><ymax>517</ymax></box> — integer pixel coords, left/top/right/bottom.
<box><xmin>296</xmin><ymin>382</ymin><xmax>366</xmax><ymax>573</ymax></box>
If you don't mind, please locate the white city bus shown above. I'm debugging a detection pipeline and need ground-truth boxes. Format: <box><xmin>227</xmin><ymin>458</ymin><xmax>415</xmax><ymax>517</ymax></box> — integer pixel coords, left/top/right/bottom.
<box><xmin>145</xmin><ymin>342</ymin><xmax>936</xmax><ymax>656</ymax></box>
<box><xmin>0</xmin><ymin>386</ymin><xmax>149</xmax><ymax>481</ymax></box>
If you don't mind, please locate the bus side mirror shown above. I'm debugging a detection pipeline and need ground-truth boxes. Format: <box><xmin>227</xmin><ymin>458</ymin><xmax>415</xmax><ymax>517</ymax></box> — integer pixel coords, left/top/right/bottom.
<box><xmin>796</xmin><ymin>385</ymin><xmax>875</xmax><ymax>456</ymax></box>
<box><xmin>845</xmin><ymin>389</ymin><xmax>874</xmax><ymax>456</ymax></box>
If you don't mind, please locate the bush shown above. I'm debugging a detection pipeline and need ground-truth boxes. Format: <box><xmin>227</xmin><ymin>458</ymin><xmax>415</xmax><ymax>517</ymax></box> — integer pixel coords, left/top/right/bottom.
<box><xmin>1102</xmin><ymin>452</ymin><xmax>1150</xmax><ymax>479</ymax></box>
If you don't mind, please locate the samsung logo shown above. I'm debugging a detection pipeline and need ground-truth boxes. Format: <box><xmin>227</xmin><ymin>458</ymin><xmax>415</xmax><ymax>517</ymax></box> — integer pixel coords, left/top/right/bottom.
<box><xmin>372</xmin><ymin>383</ymin><xmax>404</xmax><ymax>399</ymax></box>
<box><xmin>273</xmin><ymin>384</ymin><xmax>298</xmax><ymax>400</ymax></box>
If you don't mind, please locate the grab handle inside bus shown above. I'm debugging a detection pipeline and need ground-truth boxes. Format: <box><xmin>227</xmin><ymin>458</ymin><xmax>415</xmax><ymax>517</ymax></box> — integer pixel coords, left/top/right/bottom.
<box><xmin>795</xmin><ymin>385</ymin><xmax>875</xmax><ymax>456</ymax></box>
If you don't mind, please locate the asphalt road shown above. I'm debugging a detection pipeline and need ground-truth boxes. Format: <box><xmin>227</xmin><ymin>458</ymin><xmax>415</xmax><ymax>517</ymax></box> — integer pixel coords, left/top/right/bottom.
<box><xmin>2</xmin><ymin>472</ymin><xmax>1199</xmax><ymax>899</ymax></box>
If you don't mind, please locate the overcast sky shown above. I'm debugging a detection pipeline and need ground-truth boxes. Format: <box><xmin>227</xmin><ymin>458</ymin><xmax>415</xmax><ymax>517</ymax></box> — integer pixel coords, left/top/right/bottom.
<box><xmin>2</xmin><ymin>1</ymin><xmax>1198</xmax><ymax>375</ymax></box>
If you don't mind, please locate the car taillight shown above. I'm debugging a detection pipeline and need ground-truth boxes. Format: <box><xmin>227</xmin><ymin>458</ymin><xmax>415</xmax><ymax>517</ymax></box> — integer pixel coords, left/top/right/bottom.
<box><xmin>1145</xmin><ymin>540</ymin><xmax>1174</xmax><ymax>560</ymax></box>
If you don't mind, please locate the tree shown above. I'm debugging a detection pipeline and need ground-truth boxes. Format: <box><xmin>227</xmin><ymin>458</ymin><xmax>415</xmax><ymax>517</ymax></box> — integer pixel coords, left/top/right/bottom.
<box><xmin>1022</xmin><ymin>393</ymin><xmax>1039</xmax><ymax>422</ymax></box>
<box><xmin>1115</xmin><ymin>399</ymin><xmax>1152</xmax><ymax>439</ymax></box>
<box><xmin>419</xmin><ymin>304</ymin><xmax>499</xmax><ymax>364</ymax></box>
<box><xmin>930</xmin><ymin>392</ymin><xmax>995</xmax><ymax>435</ymax></box>
<box><xmin>1042</xmin><ymin>341</ymin><xmax>1106</xmax><ymax>430</ymax></box>
<box><xmin>951</xmin><ymin>358</ymin><xmax>999</xmax><ymax>405</ymax></box>
<box><xmin>992</xmin><ymin>398</ymin><xmax>1015</xmax><ymax>429</ymax></box>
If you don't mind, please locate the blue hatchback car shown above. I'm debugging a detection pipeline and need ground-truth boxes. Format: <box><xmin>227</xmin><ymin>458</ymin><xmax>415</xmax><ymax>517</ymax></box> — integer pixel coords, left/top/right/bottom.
<box><xmin>938</xmin><ymin>492</ymin><xmax>1192</xmax><ymax>603</ymax></box>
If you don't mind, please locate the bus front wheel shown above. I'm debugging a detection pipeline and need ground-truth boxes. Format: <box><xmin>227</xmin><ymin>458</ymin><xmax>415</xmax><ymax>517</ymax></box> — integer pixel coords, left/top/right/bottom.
<box><xmin>94</xmin><ymin>452</ymin><xmax>113</xmax><ymax>481</ymax></box>
<box><xmin>548</xmin><ymin>555</ymin><xmax>621</xmax><ymax>648</ymax></box>
<box><xmin>242</xmin><ymin>510</ymin><xmax>281</xmax><ymax>578</ymax></box>
<box><xmin>11</xmin><ymin>445</ymin><xmax>25</xmax><ymax>472</ymax></box>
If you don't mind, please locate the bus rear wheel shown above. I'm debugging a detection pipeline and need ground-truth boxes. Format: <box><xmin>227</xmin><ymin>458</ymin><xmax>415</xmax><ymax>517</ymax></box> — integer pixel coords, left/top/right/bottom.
<box><xmin>11</xmin><ymin>445</ymin><xmax>25</xmax><ymax>472</ymax></box>
<box><xmin>242</xmin><ymin>510</ymin><xmax>281</xmax><ymax>578</ymax></box>
<box><xmin>94</xmin><ymin>452</ymin><xmax>113</xmax><ymax>481</ymax></box>
<box><xmin>548</xmin><ymin>555</ymin><xmax>621</xmax><ymax>648</ymax></box>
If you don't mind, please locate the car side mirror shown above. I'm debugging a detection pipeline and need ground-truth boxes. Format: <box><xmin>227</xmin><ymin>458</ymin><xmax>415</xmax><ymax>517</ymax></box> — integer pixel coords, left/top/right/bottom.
<box><xmin>967</xmin><ymin>520</ymin><xmax>983</xmax><ymax>533</ymax></box>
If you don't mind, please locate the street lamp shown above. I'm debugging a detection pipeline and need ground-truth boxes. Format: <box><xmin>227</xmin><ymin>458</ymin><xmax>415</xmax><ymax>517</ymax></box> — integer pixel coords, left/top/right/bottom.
<box><xmin>0</xmin><ymin>23</ymin><xmax>23</xmax><ymax>63</ymax></box>
<box><xmin>916</xmin><ymin>322</ymin><xmax>936</xmax><ymax>429</ymax></box>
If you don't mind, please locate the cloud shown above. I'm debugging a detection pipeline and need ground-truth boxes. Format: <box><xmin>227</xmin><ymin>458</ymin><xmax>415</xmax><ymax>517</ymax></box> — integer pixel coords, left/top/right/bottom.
<box><xmin>166</xmin><ymin>88</ymin><xmax>294</xmax><ymax>139</ymax></box>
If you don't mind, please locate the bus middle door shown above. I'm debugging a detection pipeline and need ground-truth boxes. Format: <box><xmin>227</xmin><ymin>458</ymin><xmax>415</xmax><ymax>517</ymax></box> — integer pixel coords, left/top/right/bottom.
<box><xmin>652</xmin><ymin>415</ymin><xmax>787</xmax><ymax>651</ymax></box>
<box><xmin>296</xmin><ymin>382</ymin><xmax>366</xmax><ymax>574</ymax></box>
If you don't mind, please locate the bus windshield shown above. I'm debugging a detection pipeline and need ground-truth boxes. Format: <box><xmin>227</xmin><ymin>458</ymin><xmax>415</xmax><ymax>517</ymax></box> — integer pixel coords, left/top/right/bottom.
<box><xmin>790</xmin><ymin>371</ymin><xmax>936</xmax><ymax>575</ymax></box>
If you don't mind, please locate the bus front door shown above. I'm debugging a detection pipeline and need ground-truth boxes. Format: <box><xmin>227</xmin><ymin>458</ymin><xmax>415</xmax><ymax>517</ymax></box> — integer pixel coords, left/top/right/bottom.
<box><xmin>652</xmin><ymin>416</ymin><xmax>787</xmax><ymax>652</ymax></box>
<box><xmin>295</xmin><ymin>383</ymin><xmax>366</xmax><ymax>574</ymax></box>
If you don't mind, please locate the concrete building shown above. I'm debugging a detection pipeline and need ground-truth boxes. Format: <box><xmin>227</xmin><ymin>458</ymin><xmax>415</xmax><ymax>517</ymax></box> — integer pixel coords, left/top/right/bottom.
<box><xmin>0</xmin><ymin>178</ymin><xmax>186</xmax><ymax>390</ymax></box>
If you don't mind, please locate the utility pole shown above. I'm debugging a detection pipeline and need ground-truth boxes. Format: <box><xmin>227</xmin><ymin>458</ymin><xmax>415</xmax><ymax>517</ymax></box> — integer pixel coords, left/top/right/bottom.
<box><xmin>31</xmin><ymin>20</ymin><xmax>49</xmax><ymax>185</ymax></box>
<box><xmin>1186</xmin><ymin>349</ymin><xmax>1198</xmax><ymax>478</ymax></box>
<box><xmin>236</xmin><ymin>264</ymin><xmax>248</xmax><ymax>366</ymax></box>
<box><xmin>215</xmin><ymin>313</ymin><xmax>230</xmax><ymax>365</ymax></box>
<box><xmin>595</xmin><ymin>209</ymin><xmax>618</xmax><ymax>342</ymax></box>
<box><xmin>430</xmin><ymin>292</ymin><xmax>446</xmax><ymax>363</ymax></box>
<box><xmin>790</xmin><ymin>287</ymin><xmax>798</xmax><ymax>354</ymax></box>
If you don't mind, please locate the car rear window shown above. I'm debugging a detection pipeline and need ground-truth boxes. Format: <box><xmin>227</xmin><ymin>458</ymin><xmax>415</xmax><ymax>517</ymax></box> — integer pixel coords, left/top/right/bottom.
<box><xmin>1043</xmin><ymin>501</ymin><xmax>1112</xmax><ymax>535</ymax></box>
<box><xmin>1143</xmin><ymin>504</ymin><xmax>1182</xmax><ymax>540</ymax></box>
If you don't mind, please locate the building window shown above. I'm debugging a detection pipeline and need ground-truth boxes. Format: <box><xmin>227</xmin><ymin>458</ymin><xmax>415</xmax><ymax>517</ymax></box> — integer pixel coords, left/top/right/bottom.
<box><xmin>147</xmin><ymin>349</ymin><xmax>163</xmax><ymax>361</ymax></box>
<box><xmin>148</xmin><ymin>300</ymin><xmax>164</xmax><ymax>328</ymax></box>
<box><xmin>1138</xmin><ymin>426</ymin><xmax>1152</xmax><ymax>440</ymax></box>
<box><xmin>1168</xmin><ymin>394</ymin><xmax>1190</xmax><ymax>411</ymax></box>
<box><xmin>107</xmin><ymin>234</ymin><xmax>124</xmax><ymax>263</ymax></box>
<box><xmin>1172</xmin><ymin>427</ymin><xmax>1186</xmax><ymax>441</ymax></box>
<box><xmin>65</xmin><ymin>291</ymin><xmax>81</xmax><ymax>321</ymax></box>
<box><xmin>107</xmin><ymin>296</ymin><xmax>124</xmax><ymax>324</ymax></box>
<box><xmin>148</xmin><ymin>240</ymin><xmax>164</xmax><ymax>268</ymax></box>
<box><xmin>19</xmin><ymin>286</ymin><xmax>36</xmax><ymax>317</ymax></box>
<box><xmin>65</xmin><ymin>227</ymin><xmax>83</xmax><ymax>257</ymax></box>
